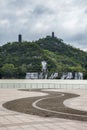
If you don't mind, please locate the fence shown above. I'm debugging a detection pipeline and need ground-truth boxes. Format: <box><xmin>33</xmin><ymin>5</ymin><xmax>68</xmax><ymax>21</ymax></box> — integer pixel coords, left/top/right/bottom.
<box><xmin>0</xmin><ymin>79</ymin><xmax>87</xmax><ymax>89</ymax></box>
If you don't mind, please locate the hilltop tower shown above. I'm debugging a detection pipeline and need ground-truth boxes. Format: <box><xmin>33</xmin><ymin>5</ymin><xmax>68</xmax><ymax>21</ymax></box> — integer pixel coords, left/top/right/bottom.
<box><xmin>18</xmin><ymin>34</ymin><xmax>22</xmax><ymax>42</ymax></box>
<box><xmin>52</xmin><ymin>32</ymin><xmax>54</xmax><ymax>38</ymax></box>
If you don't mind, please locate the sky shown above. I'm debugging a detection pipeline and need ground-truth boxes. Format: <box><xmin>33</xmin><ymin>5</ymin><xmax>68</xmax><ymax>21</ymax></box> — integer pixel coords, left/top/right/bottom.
<box><xmin>0</xmin><ymin>0</ymin><xmax>87</xmax><ymax>51</ymax></box>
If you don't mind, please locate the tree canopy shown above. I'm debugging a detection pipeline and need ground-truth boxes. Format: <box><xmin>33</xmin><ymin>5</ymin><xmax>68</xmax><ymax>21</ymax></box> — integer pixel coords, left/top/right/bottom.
<box><xmin>0</xmin><ymin>36</ymin><xmax>87</xmax><ymax>79</ymax></box>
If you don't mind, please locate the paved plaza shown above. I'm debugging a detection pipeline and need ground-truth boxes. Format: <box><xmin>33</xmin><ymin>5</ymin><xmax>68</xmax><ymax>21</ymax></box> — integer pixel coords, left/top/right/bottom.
<box><xmin>0</xmin><ymin>88</ymin><xmax>87</xmax><ymax>130</ymax></box>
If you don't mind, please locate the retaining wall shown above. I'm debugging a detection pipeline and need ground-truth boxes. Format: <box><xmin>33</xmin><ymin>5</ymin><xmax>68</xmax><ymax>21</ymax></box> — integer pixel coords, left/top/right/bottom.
<box><xmin>0</xmin><ymin>80</ymin><xmax>87</xmax><ymax>89</ymax></box>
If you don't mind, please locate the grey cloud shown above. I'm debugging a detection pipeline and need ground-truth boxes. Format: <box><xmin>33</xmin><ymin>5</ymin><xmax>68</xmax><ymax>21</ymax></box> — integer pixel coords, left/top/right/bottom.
<box><xmin>73</xmin><ymin>33</ymin><xmax>87</xmax><ymax>42</ymax></box>
<box><xmin>33</xmin><ymin>5</ymin><xmax>54</xmax><ymax>16</ymax></box>
<box><xmin>0</xmin><ymin>0</ymin><xmax>87</xmax><ymax>51</ymax></box>
<box><xmin>8</xmin><ymin>0</ymin><xmax>28</xmax><ymax>9</ymax></box>
<box><xmin>84</xmin><ymin>9</ymin><xmax>87</xmax><ymax>13</ymax></box>
<box><xmin>73</xmin><ymin>0</ymin><xmax>87</xmax><ymax>6</ymax></box>
<box><xmin>63</xmin><ymin>30</ymin><xmax>87</xmax><ymax>50</ymax></box>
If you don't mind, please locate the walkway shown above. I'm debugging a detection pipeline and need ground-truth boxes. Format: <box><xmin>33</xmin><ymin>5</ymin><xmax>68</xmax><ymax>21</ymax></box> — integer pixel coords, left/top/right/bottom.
<box><xmin>0</xmin><ymin>89</ymin><xmax>87</xmax><ymax>130</ymax></box>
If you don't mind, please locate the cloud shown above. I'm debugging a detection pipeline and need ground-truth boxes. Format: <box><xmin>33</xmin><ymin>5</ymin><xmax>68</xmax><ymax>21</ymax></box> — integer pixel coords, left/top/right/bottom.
<box><xmin>0</xmin><ymin>0</ymin><xmax>87</xmax><ymax>51</ymax></box>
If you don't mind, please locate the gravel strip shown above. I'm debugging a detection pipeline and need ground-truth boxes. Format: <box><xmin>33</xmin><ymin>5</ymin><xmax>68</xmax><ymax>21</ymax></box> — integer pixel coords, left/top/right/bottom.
<box><xmin>3</xmin><ymin>89</ymin><xmax>87</xmax><ymax>121</ymax></box>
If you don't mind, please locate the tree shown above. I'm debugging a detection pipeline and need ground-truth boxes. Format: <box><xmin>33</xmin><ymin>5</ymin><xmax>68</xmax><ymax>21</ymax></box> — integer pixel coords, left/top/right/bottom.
<box><xmin>17</xmin><ymin>64</ymin><xmax>27</xmax><ymax>78</ymax></box>
<box><xmin>1</xmin><ymin>64</ymin><xmax>15</xmax><ymax>78</ymax></box>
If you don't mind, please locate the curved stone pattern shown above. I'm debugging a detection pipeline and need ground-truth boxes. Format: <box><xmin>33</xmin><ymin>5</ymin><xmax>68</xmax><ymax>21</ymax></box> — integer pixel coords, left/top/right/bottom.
<box><xmin>44</xmin><ymin>89</ymin><xmax>87</xmax><ymax>112</ymax></box>
<box><xmin>63</xmin><ymin>91</ymin><xmax>87</xmax><ymax>111</ymax></box>
<box><xmin>0</xmin><ymin>89</ymin><xmax>87</xmax><ymax>130</ymax></box>
<box><xmin>32</xmin><ymin>94</ymin><xmax>87</xmax><ymax>118</ymax></box>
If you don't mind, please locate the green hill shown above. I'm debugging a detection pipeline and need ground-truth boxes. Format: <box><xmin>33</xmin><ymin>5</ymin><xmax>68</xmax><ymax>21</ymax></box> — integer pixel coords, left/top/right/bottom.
<box><xmin>0</xmin><ymin>35</ymin><xmax>87</xmax><ymax>79</ymax></box>
<box><xmin>36</xmin><ymin>36</ymin><xmax>87</xmax><ymax>67</ymax></box>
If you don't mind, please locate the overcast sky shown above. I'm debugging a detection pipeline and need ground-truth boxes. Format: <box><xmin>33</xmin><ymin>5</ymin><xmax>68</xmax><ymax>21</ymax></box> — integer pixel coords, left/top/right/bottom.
<box><xmin>0</xmin><ymin>0</ymin><xmax>87</xmax><ymax>51</ymax></box>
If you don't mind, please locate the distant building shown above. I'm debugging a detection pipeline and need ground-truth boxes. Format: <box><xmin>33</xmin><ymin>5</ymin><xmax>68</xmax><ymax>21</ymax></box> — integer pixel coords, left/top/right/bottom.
<box><xmin>18</xmin><ymin>34</ymin><xmax>22</xmax><ymax>42</ymax></box>
<box><xmin>52</xmin><ymin>32</ymin><xmax>54</xmax><ymax>38</ymax></box>
<box><xmin>25</xmin><ymin>73</ymin><xmax>39</xmax><ymax>79</ymax></box>
<box><xmin>25</xmin><ymin>72</ymin><xmax>46</xmax><ymax>79</ymax></box>
<box><xmin>61</xmin><ymin>72</ymin><xmax>83</xmax><ymax>79</ymax></box>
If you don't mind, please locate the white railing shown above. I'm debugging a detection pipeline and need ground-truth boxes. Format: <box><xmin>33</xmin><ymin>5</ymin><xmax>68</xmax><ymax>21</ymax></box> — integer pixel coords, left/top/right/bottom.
<box><xmin>0</xmin><ymin>79</ymin><xmax>87</xmax><ymax>89</ymax></box>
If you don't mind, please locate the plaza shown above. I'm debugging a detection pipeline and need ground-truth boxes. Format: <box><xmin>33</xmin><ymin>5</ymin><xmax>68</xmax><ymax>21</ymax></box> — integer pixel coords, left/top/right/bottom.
<box><xmin>0</xmin><ymin>80</ymin><xmax>87</xmax><ymax>130</ymax></box>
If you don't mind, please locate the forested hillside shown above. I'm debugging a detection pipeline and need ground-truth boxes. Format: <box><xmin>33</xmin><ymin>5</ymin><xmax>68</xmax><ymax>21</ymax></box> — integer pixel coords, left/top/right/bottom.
<box><xmin>0</xmin><ymin>36</ymin><xmax>87</xmax><ymax>79</ymax></box>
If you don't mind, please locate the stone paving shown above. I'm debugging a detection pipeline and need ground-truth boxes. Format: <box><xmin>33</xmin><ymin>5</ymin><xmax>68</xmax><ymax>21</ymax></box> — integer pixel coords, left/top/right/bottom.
<box><xmin>0</xmin><ymin>89</ymin><xmax>87</xmax><ymax>130</ymax></box>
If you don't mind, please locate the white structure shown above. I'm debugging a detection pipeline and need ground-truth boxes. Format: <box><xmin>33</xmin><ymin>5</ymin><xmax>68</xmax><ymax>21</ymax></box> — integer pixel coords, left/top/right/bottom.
<box><xmin>25</xmin><ymin>73</ymin><xmax>38</xmax><ymax>79</ymax></box>
<box><xmin>75</xmin><ymin>72</ymin><xmax>78</xmax><ymax>79</ymax></box>
<box><xmin>61</xmin><ymin>73</ymin><xmax>67</xmax><ymax>79</ymax></box>
<box><xmin>41</xmin><ymin>61</ymin><xmax>47</xmax><ymax>72</ymax></box>
<box><xmin>75</xmin><ymin>72</ymin><xmax>83</xmax><ymax>79</ymax></box>
<box><xmin>78</xmin><ymin>72</ymin><xmax>83</xmax><ymax>79</ymax></box>
<box><xmin>66</xmin><ymin>72</ymin><xmax>73</xmax><ymax>79</ymax></box>
<box><xmin>41</xmin><ymin>61</ymin><xmax>48</xmax><ymax>79</ymax></box>
<box><xmin>49</xmin><ymin>73</ymin><xmax>58</xmax><ymax>79</ymax></box>
<box><xmin>61</xmin><ymin>72</ymin><xmax>83</xmax><ymax>80</ymax></box>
